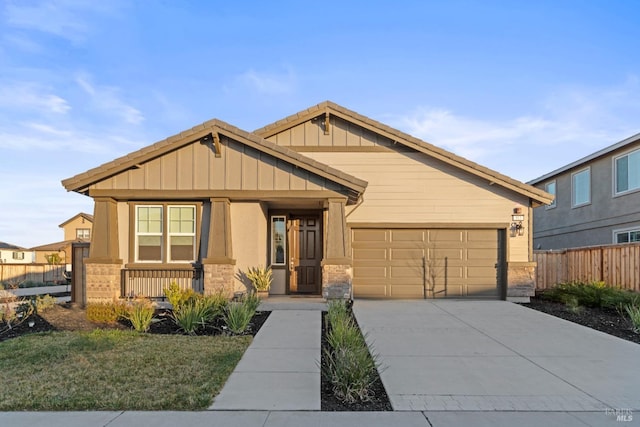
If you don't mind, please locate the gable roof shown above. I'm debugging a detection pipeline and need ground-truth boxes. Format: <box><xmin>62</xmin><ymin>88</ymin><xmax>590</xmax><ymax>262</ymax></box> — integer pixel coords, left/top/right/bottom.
<box><xmin>62</xmin><ymin>118</ymin><xmax>367</xmax><ymax>201</ymax></box>
<box><xmin>528</xmin><ymin>131</ymin><xmax>640</xmax><ymax>185</ymax></box>
<box><xmin>255</xmin><ymin>101</ymin><xmax>553</xmax><ymax>206</ymax></box>
<box><xmin>58</xmin><ymin>212</ymin><xmax>94</xmax><ymax>228</ymax></box>
<box><xmin>0</xmin><ymin>242</ymin><xmax>25</xmax><ymax>250</ymax></box>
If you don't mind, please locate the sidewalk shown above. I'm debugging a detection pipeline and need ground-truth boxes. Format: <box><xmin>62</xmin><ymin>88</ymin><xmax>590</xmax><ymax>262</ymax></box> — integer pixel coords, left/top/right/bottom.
<box><xmin>210</xmin><ymin>310</ymin><xmax>321</xmax><ymax>410</ymax></box>
<box><xmin>0</xmin><ymin>410</ymin><xmax>632</xmax><ymax>426</ymax></box>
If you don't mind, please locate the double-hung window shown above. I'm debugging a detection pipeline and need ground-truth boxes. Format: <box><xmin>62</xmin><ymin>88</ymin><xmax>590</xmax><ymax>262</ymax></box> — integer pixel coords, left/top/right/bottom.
<box><xmin>545</xmin><ymin>180</ymin><xmax>556</xmax><ymax>209</ymax></box>
<box><xmin>572</xmin><ymin>168</ymin><xmax>591</xmax><ymax>207</ymax></box>
<box><xmin>135</xmin><ymin>205</ymin><xmax>196</xmax><ymax>263</ymax></box>
<box><xmin>615</xmin><ymin>148</ymin><xmax>640</xmax><ymax>194</ymax></box>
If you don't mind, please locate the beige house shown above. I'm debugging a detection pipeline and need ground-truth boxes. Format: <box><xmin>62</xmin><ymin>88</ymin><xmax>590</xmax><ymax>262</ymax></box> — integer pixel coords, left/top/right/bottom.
<box><xmin>31</xmin><ymin>213</ymin><xmax>93</xmax><ymax>265</ymax></box>
<box><xmin>62</xmin><ymin>101</ymin><xmax>552</xmax><ymax>302</ymax></box>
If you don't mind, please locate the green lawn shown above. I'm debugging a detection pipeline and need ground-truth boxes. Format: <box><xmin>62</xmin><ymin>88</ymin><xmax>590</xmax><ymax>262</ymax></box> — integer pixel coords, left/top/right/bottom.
<box><xmin>0</xmin><ymin>330</ymin><xmax>251</xmax><ymax>410</ymax></box>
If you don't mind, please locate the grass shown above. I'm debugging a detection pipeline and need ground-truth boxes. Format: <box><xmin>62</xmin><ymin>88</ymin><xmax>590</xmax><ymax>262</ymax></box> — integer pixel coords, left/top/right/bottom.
<box><xmin>0</xmin><ymin>329</ymin><xmax>251</xmax><ymax>410</ymax></box>
<box><xmin>542</xmin><ymin>281</ymin><xmax>639</xmax><ymax>309</ymax></box>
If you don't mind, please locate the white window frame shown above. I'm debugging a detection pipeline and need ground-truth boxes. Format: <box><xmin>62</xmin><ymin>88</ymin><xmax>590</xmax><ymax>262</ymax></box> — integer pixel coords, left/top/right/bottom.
<box><xmin>271</xmin><ymin>215</ymin><xmax>287</xmax><ymax>266</ymax></box>
<box><xmin>135</xmin><ymin>205</ymin><xmax>164</xmax><ymax>263</ymax></box>
<box><xmin>76</xmin><ymin>228</ymin><xmax>91</xmax><ymax>239</ymax></box>
<box><xmin>167</xmin><ymin>205</ymin><xmax>196</xmax><ymax>263</ymax></box>
<box><xmin>571</xmin><ymin>167</ymin><xmax>591</xmax><ymax>208</ymax></box>
<box><xmin>614</xmin><ymin>147</ymin><xmax>640</xmax><ymax>196</ymax></box>
<box><xmin>545</xmin><ymin>180</ymin><xmax>556</xmax><ymax>209</ymax></box>
<box><xmin>12</xmin><ymin>251</ymin><xmax>24</xmax><ymax>260</ymax></box>
<box><xmin>613</xmin><ymin>226</ymin><xmax>640</xmax><ymax>244</ymax></box>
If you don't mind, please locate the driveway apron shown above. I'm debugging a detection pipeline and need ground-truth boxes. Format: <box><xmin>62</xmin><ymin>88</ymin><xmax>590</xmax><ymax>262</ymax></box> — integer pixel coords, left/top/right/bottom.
<box><xmin>353</xmin><ymin>300</ymin><xmax>640</xmax><ymax>412</ymax></box>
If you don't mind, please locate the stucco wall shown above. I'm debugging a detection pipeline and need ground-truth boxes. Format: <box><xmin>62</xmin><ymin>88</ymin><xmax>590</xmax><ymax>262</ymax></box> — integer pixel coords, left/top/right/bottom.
<box><xmin>230</xmin><ymin>202</ymin><xmax>268</xmax><ymax>292</ymax></box>
<box><xmin>532</xmin><ymin>141</ymin><xmax>640</xmax><ymax>250</ymax></box>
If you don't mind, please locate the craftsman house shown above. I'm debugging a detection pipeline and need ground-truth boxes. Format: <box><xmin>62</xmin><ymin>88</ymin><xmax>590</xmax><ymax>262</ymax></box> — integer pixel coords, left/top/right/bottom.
<box><xmin>62</xmin><ymin>101</ymin><xmax>552</xmax><ymax>302</ymax></box>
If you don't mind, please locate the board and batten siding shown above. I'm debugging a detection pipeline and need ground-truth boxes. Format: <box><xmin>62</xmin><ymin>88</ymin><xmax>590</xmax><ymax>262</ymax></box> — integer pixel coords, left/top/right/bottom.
<box><xmin>91</xmin><ymin>136</ymin><xmax>342</xmax><ymax>193</ymax></box>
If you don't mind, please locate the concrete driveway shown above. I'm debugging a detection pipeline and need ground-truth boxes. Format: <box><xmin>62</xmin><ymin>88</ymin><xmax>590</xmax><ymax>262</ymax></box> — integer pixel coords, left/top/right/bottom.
<box><xmin>353</xmin><ymin>300</ymin><xmax>640</xmax><ymax>412</ymax></box>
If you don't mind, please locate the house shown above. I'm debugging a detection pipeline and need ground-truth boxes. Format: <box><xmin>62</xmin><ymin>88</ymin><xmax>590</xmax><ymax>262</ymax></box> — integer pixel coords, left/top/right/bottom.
<box><xmin>528</xmin><ymin>132</ymin><xmax>640</xmax><ymax>250</ymax></box>
<box><xmin>0</xmin><ymin>242</ymin><xmax>35</xmax><ymax>264</ymax></box>
<box><xmin>62</xmin><ymin>101</ymin><xmax>552</xmax><ymax>302</ymax></box>
<box><xmin>31</xmin><ymin>213</ymin><xmax>94</xmax><ymax>266</ymax></box>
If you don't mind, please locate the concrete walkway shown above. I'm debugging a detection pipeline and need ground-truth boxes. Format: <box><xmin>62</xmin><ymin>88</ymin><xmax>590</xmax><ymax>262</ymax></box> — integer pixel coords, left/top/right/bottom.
<box><xmin>210</xmin><ymin>310</ymin><xmax>321</xmax><ymax>410</ymax></box>
<box><xmin>353</xmin><ymin>300</ymin><xmax>640</xmax><ymax>413</ymax></box>
<box><xmin>0</xmin><ymin>410</ymin><xmax>634</xmax><ymax>426</ymax></box>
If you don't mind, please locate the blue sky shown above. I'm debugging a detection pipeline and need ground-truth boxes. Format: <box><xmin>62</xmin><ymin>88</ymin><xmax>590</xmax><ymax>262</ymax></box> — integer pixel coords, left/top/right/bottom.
<box><xmin>1</xmin><ymin>0</ymin><xmax>640</xmax><ymax>248</ymax></box>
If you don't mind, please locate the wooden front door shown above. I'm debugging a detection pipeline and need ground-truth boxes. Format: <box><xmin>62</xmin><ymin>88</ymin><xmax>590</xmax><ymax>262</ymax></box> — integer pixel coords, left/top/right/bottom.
<box><xmin>288</xmin><ymin>215</ymin><xmax>322</xmax><ymax>294</ymax></box>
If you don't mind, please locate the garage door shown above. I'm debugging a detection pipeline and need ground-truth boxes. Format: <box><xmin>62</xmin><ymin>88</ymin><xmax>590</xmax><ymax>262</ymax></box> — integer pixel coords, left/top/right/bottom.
<box><xmin>352</xmin><ymin>228</ymin><xmax>502</xmax><ymax>299</ymax></box>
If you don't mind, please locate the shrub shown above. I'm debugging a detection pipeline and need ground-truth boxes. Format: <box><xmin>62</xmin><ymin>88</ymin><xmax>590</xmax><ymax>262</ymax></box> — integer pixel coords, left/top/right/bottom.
<box><xmin>245</xmin><ymin>266</ymin><xmax>272</xmax><ymax>292</ymax></box>
<box><xmin>322</xmin><ymin>300</ymin><xmax>383</xmax><ymax>403</ymax></box>
<box><xmin>201</xmin><ymin>292</ymin><xmax>228</xmax><ymax>318</ymax></box>
<box><xmin>172</xmin><ymin>298</ymin><xmax>213</xmax><ymax>335</ymax></box>
<box><xmin>163</xmin><ymin>282</ymin><xmax>196</xmax><ymax>311</ymax></box>
<box><xmin>625</xmin><ymin>303</ymin><xmax>640</xmax><ymax>333</ymax></box>
<box><xmin>224</xmin><ymin>301</ymin><xmax>254</xmax><ymax>335</ymax></box>
<box><xmin>33</xmin><ymin>295</ymin><xmax>56</xmax><ymax>313</ymax></box>
<box><xmin>241</xmin><ymin>292</ymin><xmax>261</xmax><ymax>313</ymax></box>
<box><xmin>543</xmin><ymin>281</ymin><xmax>637</xmax><ymax>310</ymax></box>
<box><xmin>86</xmin><ymin>302</ymin><xmax>121</xmax><ymax>324</ymax></box>
<box><xmin>122</xmin><ymin>298</ymin><xmax>155</xmax><ymax>333</ymax></box>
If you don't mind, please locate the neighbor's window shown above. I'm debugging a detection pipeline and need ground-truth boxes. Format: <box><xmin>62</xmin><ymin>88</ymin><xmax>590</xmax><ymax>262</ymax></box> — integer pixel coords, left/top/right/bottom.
<box><xmin>12</xmin><ymin>252</ymin><xmax>24</xmax><ymax>260</ymax></box>
<box><xmin>615</xmin><ymin>148</ymin><xmax>640</xmax><ymax>194</ymax></box>
<box><xmin>76</xmin><ymin>228</ymin><xmax>91</xmax><ymax>239</ymax></box>
<box><xmin>135</xmin><ymin>205</ymin><xmax>196</xmax><ymax>263</ymax></box>
<box><xmin>271</xmin><ymin>216</ymin><xmax>286</xmax><ymax>266</ymax></box>
<box><xmin>572</xmin><ymin>168</ymin><xmax>591</xmax><ymax>207</ymax></box>
<box><xmin>545</xmin><ymin>180</ymin><xmax>556</xmax><ymax>209</ymax></box>
<box><xmin>615</xmin><ymin>228</ymin><xmax>640</xmax><ymax>244</ymax></box>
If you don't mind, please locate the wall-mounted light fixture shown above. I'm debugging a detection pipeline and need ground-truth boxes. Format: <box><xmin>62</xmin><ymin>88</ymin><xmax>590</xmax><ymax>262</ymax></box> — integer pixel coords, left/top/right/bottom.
<box><xmin>510</xmin><ymin>208</ymin><xmax>525</xmax><ymax>237</ymax></box>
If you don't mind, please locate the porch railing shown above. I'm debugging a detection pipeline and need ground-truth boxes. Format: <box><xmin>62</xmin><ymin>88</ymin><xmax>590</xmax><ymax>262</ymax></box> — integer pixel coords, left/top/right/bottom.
<box><xmin>121</xmin><ymin>266</ymin><xmax>204</xmax><ymax>299</ymax></box>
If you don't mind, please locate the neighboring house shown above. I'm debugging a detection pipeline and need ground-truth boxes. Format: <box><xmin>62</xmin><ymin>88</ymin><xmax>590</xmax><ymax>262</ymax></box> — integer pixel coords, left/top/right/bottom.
<box><xmin>62</xmin><ymin>101</ymin><xmax>552</xmax><ymax>302</ymax></box>
<box><xmin>529</xmin><ymin>132</ymin><xmax>640</xmax><ymax>250</ymax></box>
<box><xmin>0</xmin><ymin>242</ymin><xmax>35</xmax><ymax>264</ymax></box>
<box><xmin>31</xmin><ymin>213</ymin><xmax>94</xmax><ymax>266</ymax></box>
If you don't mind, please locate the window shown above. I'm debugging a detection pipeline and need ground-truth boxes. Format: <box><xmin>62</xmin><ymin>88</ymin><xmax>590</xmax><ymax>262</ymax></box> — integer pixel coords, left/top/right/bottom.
<box><xmin>615</xmin><ymin>148</ymin><xmax>640</xmax><ymax>194</ymax></box>
<box><xmin>271</xmin><ymin>216</ymin><xmax>286</xmax><ymax>265</ymax></box>
<box><xmin>545</xmin><ymin>180</ymin><xmax>556</xmax><ymax>209</ymax></box>
<box><xmin>572</xmin><ymin>168</ymin><xmax>590</xmax><ymax>207</ymax></box>
<box><xmin>615</xmin><ymin>228</ymin><xmax>640</xmax><ymax>244</ymax></box>
<box><xmin>76</xmin><ymin>228</ymin><xmax>91</xmax><ymax>239</ymax></box>
<box><xmin>12</xmin><ymin>252</ymin><xmax>24</xmax><ymax>260</ymax></box>
<box><xmin>135</xmin><ymin>205</ymin><xmax>196</xmax><ymax>263</ymax></box>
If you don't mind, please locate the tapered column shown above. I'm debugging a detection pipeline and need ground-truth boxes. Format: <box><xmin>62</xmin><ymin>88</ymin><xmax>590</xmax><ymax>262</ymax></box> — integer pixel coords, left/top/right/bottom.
<box><xmin>322</xmin><ymin>198</ymin><xmax>352</xmax><ymax>299</ymax></box>
<box><xmin>203</xmin><ymin>198</ymin><xmax>236</xmax><ymax>297</ymax></box>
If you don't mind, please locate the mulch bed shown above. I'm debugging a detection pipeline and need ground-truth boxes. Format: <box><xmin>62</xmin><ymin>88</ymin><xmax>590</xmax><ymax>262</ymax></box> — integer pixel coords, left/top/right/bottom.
<box><xmin>520</xmin><ymin>297</ymin><xmax>640</xmax><ymax>345</ymax></box>
<box><xmin>0</xmin><ymin>302</ymin><xmax>271</xmax><ymax>342</ymax></box>
<box><xmin>320</xmin><ymin>310</ymin><xmax>392</xmax><ymax>411</ymax></box>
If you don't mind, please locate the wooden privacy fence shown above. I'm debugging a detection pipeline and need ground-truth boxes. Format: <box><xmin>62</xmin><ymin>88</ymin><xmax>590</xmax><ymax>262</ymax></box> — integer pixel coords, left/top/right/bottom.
<box><xmin>534</xmin><ymin>243</ymin><xmax>640</xmax><ymax>291</ymax></box>
<box><xmin>0</xmin><ymin>263</ymin><xmax>66</xmax><ymax>285</ymax></box>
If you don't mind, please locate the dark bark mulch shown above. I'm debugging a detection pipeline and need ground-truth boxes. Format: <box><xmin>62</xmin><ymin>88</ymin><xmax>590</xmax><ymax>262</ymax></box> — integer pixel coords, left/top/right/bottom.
<box><xmin>320</xmin><ymin>310</ymin><xmax>392</xmax><ymax>411</ymax></box>
<box><xmin>0</xmin><ymin>302</ymin><xmax>271</xmax><ymax>342</ymax></box>
<box><xmin>520</xmin><ymin>297</ymin><xmax>640</xmax><ymax>345</ymax></box>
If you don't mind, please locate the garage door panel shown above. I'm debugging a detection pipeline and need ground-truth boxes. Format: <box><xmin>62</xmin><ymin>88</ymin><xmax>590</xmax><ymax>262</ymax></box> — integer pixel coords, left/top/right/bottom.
<box><xmin>428</xmin><ymin>230</ymin><xmax>463</xmax><ymax>242</ymax></box>
<box><xmin>353</xmin><ymin>229</ymin><xmax>388</xmax><ymax>242</ymax></box>
<box><xmin>391</xmin><ymin>248</ymin><xmax>425</xmax><ymax>260</ymax></box>
<box><xmin>353</xmin><ymin>266</ymin><xmax>387</xmax><ymax>278</ymax></box>
<box><xmin>353</xmin><ymin>248</ymin><xmax>387</xmax><ymax>261</ymax></box>
<box><xmin>428</xmin><ymin>248</ymin><xmax>463</xmax><ymax>260</ymax></box>
<box><xmin>390</xmin><ymin>230</ymin><xmax>425</xmax><ymax>242</ymax></box>
<box><xmin>389</xmin><ymin>285</ymin><xmax>424</xmax><ymax>298</ymax></box>
<box><xmin>352</xmin><ymin>227</ymin><xmax>501</xmax><ymax>299</ymax></box>
<box><xmin>353</xmin><ymin>284</ymin><xmax>388</xmax><ymax>298</ymax></box>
